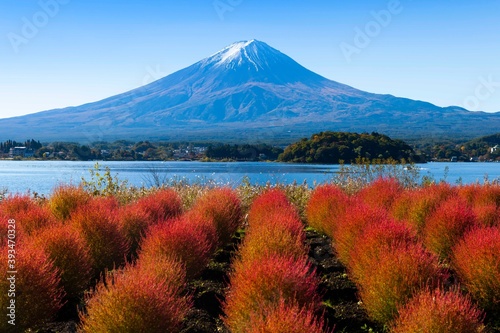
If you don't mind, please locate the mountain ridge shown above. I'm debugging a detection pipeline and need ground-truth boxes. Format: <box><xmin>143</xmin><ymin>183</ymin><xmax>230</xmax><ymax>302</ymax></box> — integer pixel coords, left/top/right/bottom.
<box><xmin>1</xmin><ymin>39</ymin><xmax>499</xmax><ymax>142</ymax></box>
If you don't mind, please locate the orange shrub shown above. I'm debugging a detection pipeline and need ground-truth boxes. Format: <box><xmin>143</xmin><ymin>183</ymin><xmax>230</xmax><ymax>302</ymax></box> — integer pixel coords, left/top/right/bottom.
<box><xmin>423</xmin><ymin>196</ymin><xmax>477</xmax><ymax>259</ymax></box>
<box><xmin>139</xmin><ymin>216</ymin><xmax>216</xmax><ymax>279</ymax></box>
<box><xmin>248</xmin><ymin>188</ymin><xmax>297</xmax><ymax>226</ymax></box>
<box><xmin>472</xmin><ymin>203</ymin><xmax>500</xmax><ymax>227</ymax></box>
<box><xmin>333</xmin><ymin>201</ymin><xmax>388</xmax><ymax>265</ymax></box>
<box><xmin>135</xmin><ymin>188</ymin><xmax>183</xmax><ymax>224</ymax></box>
<box><xmin>356</xmin><ymin>177</ymin><xmax>402</xmax><ymax>211</ymax></box>
<box><xmin>452</xmin><ymin>227</ymin><xmax>500</xmax><ymax>311</ymax></box>
<box><xmin>0</xmin><ymin>243</ymin><xmax>65</xmax><ymax>332</ymax></box>
<box><xmin>306</xmin><ymin>184</ymin><xmax>349</xmax><ymax>237</ymax></box>
<box><xmin>358</xmin><ymin>242</ymin><xmax>445</xmax><ymax>325</ymax></box>
<box><xmin>71</xmin><ymin>197</ymin><xmax>129</xmax><ymax>275</ymax></box>
<box><xmin>79</xmin><ymin>263</ymin><xmax>191</xmax><ymax>333</ymax></box>
<box><xmin>246</xmin><ymin>300</ymin><xmax>329</xmax><ymax>333</ymax></box>
<box><xmin>391</xmin><ymin>288</ymin><xmax>486</xmax><ymax>333</ymax></box>
<box><xmin>239</xmin><ymin>211</ymin><xmax>307</xmax><ymax>264</ymax></box>
<box><xmin>466</xmin><ymin>184</ymin><xmax>500</xmax><ymax>206</ymax></box>
<box><xmin>223</xmin><ymin>255</ymin><xmax>321</xmax><ymax>333</ymax></box>
<box><xmin>48</xmin><ymin>185</ymin><xmax>90</xmax><ymax>221</ymax></box>
<box><xmin>0</xmin><ymin>194</ymin><xmax>33</xmax><ymax>216</ymax></box>
<box><xmin>14</xmin><ymin>204</ymin><xmax>57</xmax><ymax>235</ymax></box>
<box><xmin>134</xmin><ymin>255</ymin><xmax>187</xmax><ymax>291</ymax></box>
<box><xmin>31</xmin><ymin>224</ymin><xmax>94</xmax><ymax>300</ymax></box>
<box><xmin>190</xmin><ymin>187</ymin><xmax>242</xmax><ymax>246</ymax></box>
<box><xmin>392</xmin><ymin>183</ymin><xmax>455</xmax><ymax>234</ymax></box>
<box><xmin>348</xmin><ymin>219</ymin><xmax>417</xmax><ymax>284</ymax></box>
<box><xmin>118</xmin><ymin>204</ymin><xmax>152</xmax><ymax>257</ymax></box>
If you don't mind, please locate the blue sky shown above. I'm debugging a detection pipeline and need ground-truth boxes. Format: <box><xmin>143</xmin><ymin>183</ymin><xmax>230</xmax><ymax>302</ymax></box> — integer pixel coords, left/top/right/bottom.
<box><xmin>1</xmin><ymin>0</ymin><xmax>499</xmax><ymax>118</ymax></box>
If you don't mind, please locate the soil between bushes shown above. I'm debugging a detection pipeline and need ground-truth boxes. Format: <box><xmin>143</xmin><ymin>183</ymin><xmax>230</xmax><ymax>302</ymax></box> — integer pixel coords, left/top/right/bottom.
<box><xmin>34</xmin><ymin>229</ymin><xmax>499</xmax><ymax>333</ymax></box>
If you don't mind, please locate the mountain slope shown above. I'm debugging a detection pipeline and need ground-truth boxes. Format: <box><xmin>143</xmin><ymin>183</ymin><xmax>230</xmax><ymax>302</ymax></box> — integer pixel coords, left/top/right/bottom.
<box><xmin>1</xmin><ymin>40</ymin><xmax>499</xmax><ymax>142</ymax></box>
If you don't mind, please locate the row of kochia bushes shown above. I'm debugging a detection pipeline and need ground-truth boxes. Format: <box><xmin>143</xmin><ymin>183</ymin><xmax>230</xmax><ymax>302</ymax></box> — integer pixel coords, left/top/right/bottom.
<box><xmin>0</xmin><ymin>180</ymin><xmax>499</xmax><ymax>332</ymax></box>
<box><xmin>223</xmin><ymin>189</ymin><xmax>328</xmax><ymax>332</ymax></box>
<box><xmin>307</xmin><ymin>179</ymin><xmax>499</xmax><ymax>331</ymax></box>
<box><xmin>0</xmin><ymin>186</ymin><xmax>242</xmax><ymax>332</ymax></box>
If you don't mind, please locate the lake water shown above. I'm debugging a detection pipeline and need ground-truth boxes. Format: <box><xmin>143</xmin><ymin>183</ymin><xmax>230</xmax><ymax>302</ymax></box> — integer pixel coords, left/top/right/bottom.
<box><xmin>0</xmin><ymin>160</ymin><xmax>499</xmax><ymax>195</ymax></box>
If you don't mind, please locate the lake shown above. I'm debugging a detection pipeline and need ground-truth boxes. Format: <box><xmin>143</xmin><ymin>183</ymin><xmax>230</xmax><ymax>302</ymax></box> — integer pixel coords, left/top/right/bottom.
<box><xmin>0</xmin><ymin>160</ymin><xmax>499</xmax><ymax>195</ymax></box>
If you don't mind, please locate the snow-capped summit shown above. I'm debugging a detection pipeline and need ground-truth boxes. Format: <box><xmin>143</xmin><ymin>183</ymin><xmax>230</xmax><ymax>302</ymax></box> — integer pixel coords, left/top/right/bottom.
<box><xmin>205</xmin><ymin>39</ymin><xmax>271</xmax><ymax>71</ymax></box>
<box><xmin>196</xmin><ymin>39</ymin><xmax>328</xmax><ymax>86</ymax></box>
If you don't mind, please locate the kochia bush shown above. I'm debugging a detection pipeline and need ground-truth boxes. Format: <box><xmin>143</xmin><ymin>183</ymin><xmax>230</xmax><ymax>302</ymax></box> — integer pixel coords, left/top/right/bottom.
<box><xmin>139</xmin><ymin>215</ymin><xmax>216</xmax><ymax>279</ymax></box>
<box><xmin>190</xmin><ymin>187</ymin><xmax>242</xmax><ymax>246</ymax></box>
<box><xmin>332</xmin><ymin>201</ymin><xmax>388</xmax><ymax>266</ymax></box>
<box><xmin>118</xmin><ymin>204</ymin><xmax>152</xmax><ymax>258</ymax></box>
<box><xmin>31</xmin><ymin>224</ymin><xmax>94</xmax><ymax>300</ymax></box>
<box><xmin>223</xmin><ymin>255</ymin><xmax>321</xmax><ymax>333</ymax></box>
<box><xmin>423</xmin><ymin>196</ymin><xmax>477</xmax><ymax>260</ymax></box>
<box><xmin>452</xmin><ymin>226</ymin><xmax>500</xmax><ymax>312</ymax></box>
<box><xmin>306</xmin><ymin>184</ymin><xmax>349</xmax><ymax>237</ymax></box>
<box><xmin>0</xmin><ymin>243</ymin><xmax>65</xmax><ymax>332</ymax></box>
<box><xmin>71</xmin><ymin>197</ymin><xmax>129</xmax><ymax>275</ymax></box>
<box><xmin>246</xmin><ymin>300</ymin><xmax>330</xmax><ymax>333</ymax></box>
<box><xmin>134</xmin><ymin>188</ymin><xmax>183</xmax><ymax>225</ymax></box>
<box><xmin>355</xmin><ymin>177</ymin><xmax>403</xmax><ymax>211</ymax></box>
<box><xmin>391</xmin><ymin>288</ymin><xmax>486</xmax><ymax>333</ymax></box>
<box><xmin>348</xmin><ymin>219</ymin><xmax>417</xmax><ymax>284</ymax></box>
<box><xmin>48</xmin><ymin>185</ymin><xmax>90</xmax><ymax>221</ymax></box>
<box><xmin>248</xmin><ymin>188</ymin><xmax>297</xmax><ymax>226</ymax></box>
<box><xmin>392</xmin><ymin>183</ymin><xmax>455</xmax><ymax>234</ymax></box>
<box><xmin>238</xmin><ymin>210</ymin><xmax>307</xmax><ymax>264</ymax></box>
<box><xmin>358</xmin><ymin>242</ymin><xmax>445</xmax><ymax>325</ymax></box>
<box><xmin>79</xmin><ymin>263</ymin><xmax>191</xmax><ymax>333</ymax></box>
<box><xmin>14</xmin><ymin>204</ymin><xmax>57</xmax><ymax>236</ymax></box>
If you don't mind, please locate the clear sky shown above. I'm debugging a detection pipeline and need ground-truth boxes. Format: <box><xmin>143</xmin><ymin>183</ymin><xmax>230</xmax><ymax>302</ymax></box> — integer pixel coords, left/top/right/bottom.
<box><xmin>1</xmin><ymin>0</ymin><xmax>499</xmax><ymax>119</ymax></box>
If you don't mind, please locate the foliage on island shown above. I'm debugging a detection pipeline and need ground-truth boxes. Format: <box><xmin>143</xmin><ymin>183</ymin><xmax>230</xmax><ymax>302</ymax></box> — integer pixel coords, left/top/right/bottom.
<box><xmin>278</xmin><ymin>131</ymin><xmax>418</xmax><ymax>164</ymax></box>
<box><xmin>411</xmin><ymin>132</ymin><xmax>500</xmax><ymax>162</ymax></box>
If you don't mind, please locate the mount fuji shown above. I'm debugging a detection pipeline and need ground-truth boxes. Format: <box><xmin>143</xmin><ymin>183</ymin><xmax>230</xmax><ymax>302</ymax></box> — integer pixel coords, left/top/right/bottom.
<box><xmin>1</xmin><ymin>39</ymin><xmax>499</xmax><ymax>142</ymax></box>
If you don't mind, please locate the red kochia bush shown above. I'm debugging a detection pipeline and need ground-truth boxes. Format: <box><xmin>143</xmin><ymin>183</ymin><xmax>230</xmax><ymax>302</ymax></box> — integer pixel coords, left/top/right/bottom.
<box><xmin>392</xmin><ymin>183</ymin><xmax>456</xmax><ymax>234</ymax></box>
<box><xmin>423</xmin><ymin>196</ymin><xmax>477</xmax><ymax>259</ymax></box>
<box><xmin>356</xmin><ymin>177</ymin><xmax>403</xmax><ymax>211</ymax></box>
<box><xmin>0</xmin><ymin>243</ymin><xmax>65</xmax><ymax>332</ymax></box>
<box><xmin>239</xmin><ymin>210</ymin><xmax>307</xmax><ymax>264</ymax></box>
<box><xmin>79</xmin><ymin>263</ymin><xmax>191</xmax><ymax>333</ymax></box>
<box><xmin>0</xmin><ymin>194</ymin><xmax>33</xmax><ymax>215</ymax></box>
<box><xmin>134</xmin><ymin>188</ymin><xmax>183</xmax><ymax>224</ymax></box>
<box><xmin>472</xmin><ymin>203</ymin><xmax>500</xmax><ymax>227</ymax></box>
<box><xmin>391</xmin><ymin>288</ymin><xmax>486</xmax><ymax>333</ymax></box>
<box><xmin>117</xmin><ymin>204</ymin><xmax>152</xmax><ymax>257</ymax></box>
<box><xmin>348</xmin><ymin>219</ymin><xmax>417</xmax><ymax>284</ymax></box>
<box><xmin>71</xmin><ymin>197</ymin><xmax>129</xmax><ymax>275</ymax></box>
<box><xmin>452</xmin><ymin>227</ymin><xmax>500</xmax><ymax>311</ymax></box>
<box><xmin>31</xmin><ymin>224</ymin><xmax>94</xmax><ymax>300</ymax></box>
<box><xmin>332</xmin><ymin>201</ymin><xmax>388</xmax><ymax>266</ymax></box>
<box><xmin>190</xmin><ymin>187</ymin><xmax>242</xmax><ymax>246</ymax></box>
<box><xmin>248</xmin><ymin>188</ymin><xmax>296</xmax><ymax>226</ymax></box>
<box><xmin>246</xmin><ymin>300</ymin><xmax>330</xmax><ymax>333</ymax></box>
<box><xmin>48</xmin><ymin>185</ymin><xmax>90</xmax><ymax>221</ymax></box>
<box><xmin>306</xmin><ymin>184</ymin><xmax>349</xmax><ymax>237</ymax></box>
<box><xmin>1</xmin><ymin>195</ymin><xmax>58</xmax><ymax>235</ymax></box>
<box><xmin>139</xmin><ymin>215</ymin><xmax>216</xmax><ymax>279</ymax></box>
<box><xmin>223</xmin><ymin>255</ymin><xmax>321</xmax><ymax>333</ymax></box>
<box><xmin>14</xmin><ymin>204</ymin><xmax>57</xmax><ymax>235</ymax></box>
<box><xmin>358</xmin><ymin>242</ymin><xmax>445</xmax><ymax>325</ymax></box>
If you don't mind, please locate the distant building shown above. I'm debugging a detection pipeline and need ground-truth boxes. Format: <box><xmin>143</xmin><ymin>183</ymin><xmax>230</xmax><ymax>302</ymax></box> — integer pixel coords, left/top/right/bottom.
<box><xmin>491</xmin><ymin>145</ymin><xmax>499</xmax><ymax>154</ymax></box>
<box><xmin>450</xmin><ymin>156</ymin><xmax>458</xmax><ymax>162</ymax></box>
<box><xmin>9</xmin><ymin>147</ymin><xmax>24</xmax><ymax>157</ymax></box>
<box><xmin>9</xmin><ymin>147</ymin><xmax>34</xmax><ymax>158</ymax></box>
